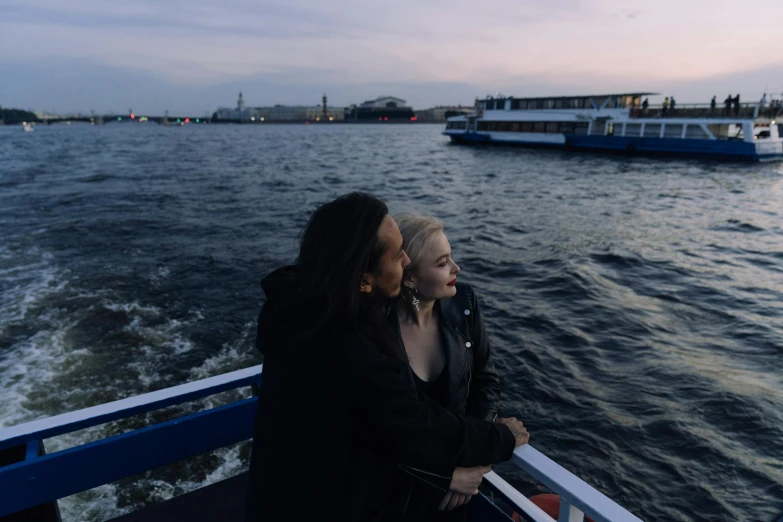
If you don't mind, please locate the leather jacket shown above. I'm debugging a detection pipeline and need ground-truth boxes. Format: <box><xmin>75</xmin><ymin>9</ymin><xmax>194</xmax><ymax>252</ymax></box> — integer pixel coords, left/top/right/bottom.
<box><xmin>387</xmin><ymin>282</ymin><xmax>502</xmax><ymax>512</ymax></box>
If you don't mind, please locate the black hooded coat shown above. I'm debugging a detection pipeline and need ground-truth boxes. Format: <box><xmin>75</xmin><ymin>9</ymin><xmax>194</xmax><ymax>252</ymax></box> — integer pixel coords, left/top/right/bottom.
<box><xmin>244</xmin><ymin>267</ymin><xmax>515</xmax><ymax>521</ymax></box>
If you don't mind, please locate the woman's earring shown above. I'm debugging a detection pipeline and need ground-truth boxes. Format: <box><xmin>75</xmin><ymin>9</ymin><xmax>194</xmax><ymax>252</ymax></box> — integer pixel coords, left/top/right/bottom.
<box><xmin>411</xmin><ymin>287</ymin><xmax>420</xmax><ymax>312</ymax></box>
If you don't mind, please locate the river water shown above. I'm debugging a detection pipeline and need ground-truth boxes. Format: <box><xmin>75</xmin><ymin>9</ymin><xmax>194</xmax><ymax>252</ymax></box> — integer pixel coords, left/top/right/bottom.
<box><xmin>1</xmin><ymin>123</ymin><xmax>782</xmax><ymax>521</ymax></box>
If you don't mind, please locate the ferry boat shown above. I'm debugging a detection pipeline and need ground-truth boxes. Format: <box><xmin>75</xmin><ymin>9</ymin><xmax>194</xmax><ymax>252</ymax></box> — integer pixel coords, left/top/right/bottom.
<box><xmin>0</xmin><ymin>365</ymin><xmax>644</xmax><ymax>522</ymax></box>
<box><xmin>443</xmin><ymin>93</ymin><xmax>783</xmax><ymax>161</ymax></box>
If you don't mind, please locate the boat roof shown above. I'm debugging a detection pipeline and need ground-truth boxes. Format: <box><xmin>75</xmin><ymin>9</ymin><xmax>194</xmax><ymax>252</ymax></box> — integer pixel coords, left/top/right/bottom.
<box><xmin>487</xmin><ymin>92</ymin><xmax>659</xmax><ymax>101</ymax></box>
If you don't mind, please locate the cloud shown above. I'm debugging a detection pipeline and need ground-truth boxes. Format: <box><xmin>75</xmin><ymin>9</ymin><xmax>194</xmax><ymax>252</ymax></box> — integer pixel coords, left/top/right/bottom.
<box><xmin>1</xmin><ymin>0</ymin><xmax>782</xmax><ymax>112</ymax></box>
<box><xmin>3</xmin><ymin>54</ymin><xmax>781</xmax><ymax>115</ymax></box>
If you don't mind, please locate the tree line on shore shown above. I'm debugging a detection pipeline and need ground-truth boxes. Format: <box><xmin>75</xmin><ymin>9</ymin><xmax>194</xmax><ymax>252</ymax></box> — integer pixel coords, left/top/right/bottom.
<box><xmin>0</xmin><ymin>107</ymin><xmax>39</xmax><ymax>124</ymax></box>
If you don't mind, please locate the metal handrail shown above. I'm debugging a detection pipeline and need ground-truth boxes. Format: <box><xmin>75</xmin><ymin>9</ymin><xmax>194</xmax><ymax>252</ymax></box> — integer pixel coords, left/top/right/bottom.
<box><xmin>0</xmin><ymin>364</ymin><xmax>644</xmax><ymax>522</ymax></box>
<box><xmin>0</xmin><ymin>365</ymin><xmax>263</xmax><ymax>450</ymax></box>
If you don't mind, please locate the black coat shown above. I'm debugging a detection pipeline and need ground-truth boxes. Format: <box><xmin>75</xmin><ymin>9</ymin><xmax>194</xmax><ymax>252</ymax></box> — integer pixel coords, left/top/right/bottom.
<box><xmin>245</xmin><ymin>268</ymin><xmax>515</xmax><ymax>522</ymax></box>
<box><xmin>386</xmin><ymin>282</ymin><xmax>502</xmax><ymax>515</ymax></box>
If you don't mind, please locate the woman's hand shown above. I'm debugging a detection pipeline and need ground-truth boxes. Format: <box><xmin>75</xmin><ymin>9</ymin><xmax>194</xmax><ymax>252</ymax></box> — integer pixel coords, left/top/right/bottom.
<box><xmin>497</xmin><ymin>417</ymin><xmax>530</xmax><ymax>447</ymax></box>
<box><xmin>448</xmin><ymin>465</ymin><xmax>490</xmax><ymax>495</ymax></box>
<box><xmin>438</xmin><ymin>491</ymin><xmax>472</xmax><ymax>512</ymax></box>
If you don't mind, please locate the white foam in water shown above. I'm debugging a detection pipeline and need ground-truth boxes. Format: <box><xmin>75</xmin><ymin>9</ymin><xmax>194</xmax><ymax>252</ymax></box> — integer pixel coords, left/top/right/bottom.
<box><xmin>0</xmin><ymin>250</ymin><xmax>82</xmax><ymax>428</ymax></box>
<box><xmin>103</xmin><ymin>301</ymin><xmax>163</xmax><ymax>316</ymax></box>
<box><xmin>189</xmin><ymin>320</ymin><xmax>257</xmax><ymax>381</ymax></box>
<box><xmin>1</xmin><ymin>248</ymin><xmax>257</xmax><ymax>520</ymax></box>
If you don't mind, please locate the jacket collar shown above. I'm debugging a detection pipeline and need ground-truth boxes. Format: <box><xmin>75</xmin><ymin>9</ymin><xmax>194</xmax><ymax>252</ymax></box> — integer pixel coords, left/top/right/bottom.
<box><xmin>438</xmin><ymin>292</ymin><xmax>471</xmax><ymax>343</ymax></box>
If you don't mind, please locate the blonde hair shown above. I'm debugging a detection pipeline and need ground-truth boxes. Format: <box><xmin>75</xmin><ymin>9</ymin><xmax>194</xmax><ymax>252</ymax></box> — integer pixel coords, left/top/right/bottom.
<box><xmin>395</xmin><ymin>213</ymin><xmax>444</xmax><ymax>278</ymax></box>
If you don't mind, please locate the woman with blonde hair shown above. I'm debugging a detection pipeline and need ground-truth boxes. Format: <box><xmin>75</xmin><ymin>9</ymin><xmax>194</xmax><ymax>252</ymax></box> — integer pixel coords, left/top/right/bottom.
<box><xmin>385</xmin><ymin>213</ymin><xmax>513</xmax><ymax>521</ymax></box>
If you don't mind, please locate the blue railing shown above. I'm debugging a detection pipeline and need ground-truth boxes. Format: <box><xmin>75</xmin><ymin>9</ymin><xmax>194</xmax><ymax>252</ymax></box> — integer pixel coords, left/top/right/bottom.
<box><xmin>0</xmin><ymin>365</ymin><xmax>643</xmax><ymax>522</ymax></box>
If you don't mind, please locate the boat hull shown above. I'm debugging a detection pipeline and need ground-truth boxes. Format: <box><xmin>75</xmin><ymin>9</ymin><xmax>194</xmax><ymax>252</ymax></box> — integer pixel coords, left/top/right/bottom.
<box><xmin>446</xmin><ymin>132</ymin><xmax>783</xmax><ymax>162</ymax></box>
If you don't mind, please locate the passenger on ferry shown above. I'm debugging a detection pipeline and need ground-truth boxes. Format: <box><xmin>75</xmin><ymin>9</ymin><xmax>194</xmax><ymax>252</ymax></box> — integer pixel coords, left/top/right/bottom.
<box><xmin>245</xmin><ymin>192</ymin><xmax>530</xmax><ymax>522</ymax></box>
<box><xmin>383</xmin><ymin>214</ymin><xmax>503</xmax><ymax>521</ymax></box>
<box><xmin>724</xmin><ymin>95</ymin><xmax>732</xmax><ymax>115</ymax></box>
<box><xmin>670</xmin><ymin>96</ymin><xmax>676</xmax><ymax>113</ymax></box>
<box><xmin>662</xmin><ymin>97</ymin><xmax>670</xmax><ymax>116</ymax></box>
<box><xmin>642</xmin><ymin>98</ymin><xmax>649</xmax><ymax>113</ymax></box>
<box><xmin>733</xmin><ymin>94</ymin><xmax>741</xmax><ymax>115</ymax></box>
<box><xmin>710</xmin><ymin>96</ymin><xmax>717</xmax><ymax>112</ymax></box>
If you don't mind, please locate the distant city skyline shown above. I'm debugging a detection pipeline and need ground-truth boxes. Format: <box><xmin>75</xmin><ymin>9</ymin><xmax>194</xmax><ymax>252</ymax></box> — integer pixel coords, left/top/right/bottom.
<box><xmin>2</xmin><ymin>0</ymin><xmax>783</xmax><ymax>114</ymax></box>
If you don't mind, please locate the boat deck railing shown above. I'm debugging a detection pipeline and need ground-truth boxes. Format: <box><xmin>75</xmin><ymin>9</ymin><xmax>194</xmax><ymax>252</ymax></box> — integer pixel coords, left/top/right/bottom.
<box><xmin>0</xmin><ymin>365</ymin><xmax>643</xmax><ymax>522</ymax></box>
<box><xmin>629</xmin><ymin>103</ymin><xmax>782</xmax><ymax>120</ymax></box>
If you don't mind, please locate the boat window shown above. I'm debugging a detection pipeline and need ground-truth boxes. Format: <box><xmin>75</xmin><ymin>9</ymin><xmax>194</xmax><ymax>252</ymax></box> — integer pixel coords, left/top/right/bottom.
<box><xmin>706</xmin><ymin>124</ymin><xmax>730</xmax><ymax>139</ymax></box>
<box><xmin>778</xmin><ymin>124</ymin><xmax>783</xmax><ymax>138</ymax></box>
<box><xmin>533</xmin><ymin>122</ymin><xmax>546</xmax><ymax>132</ymax></box>
<box><xmin>511</xmin><ymin>122</ymin><xmax>520</xmax><ymax>132</ymax></box>
<box><xmin>625</xmin><ymin>123</ymin><xmax>642</xmax><ymax>137</ymax></box>
<box><xmin>663</xmin><ymin>124</ymin><xmax>684</xmax><ymax>138</ymax></box>
<box><xmin>510</xmin><ymin>100</ymin><xmax>520</xmax><ymax>110</ymax></box>
<box><xmin>446</xmin><ymin>121</ymin><xmax>467</xmax><ymax>130</ymax></box>
<box><xmin>496</xmin><ymin>100</ymin><xmax>506</xmax><ymax>110</ymax></box>
<box><xmin>519</xmin><ymin>122</ymin><xmax>532</xmax><ymax>132</ymax></box>
<box><xmin>685</xmin><ymin>125</ymin><xmax>709</xmax><ymax>139</ymax></box>
<box><xmin>559</xmin><ymin>122</ymin><xmax>575</xmax><ymax>134</ymax></box>
<box><xmin>614</xmin><ymin>123</ymin><xmax>624</xmax><ymax>136</ymax></box>
<box><xmin>590</xmin><ymin>120</ymin><xmax>606</xmax><ymax>135</ymax></box>
<box><xmin>574</xmin><ymin>122</ymin><xmax>589</xmax><ymax>134</ymax></box>
<box><xmin>643</xmin><ymin>123</ymin><xmax>661</xmax><ymax>137</ymax></box>
<box><xmin>755</xmin><ymin>130</ymin><xmax>770</xmax><ymax>139</ymax></box>
<box><xmin>546</xmin><ymin>122</ymin><xmax>559</xmax><ymax>133</ymax></box>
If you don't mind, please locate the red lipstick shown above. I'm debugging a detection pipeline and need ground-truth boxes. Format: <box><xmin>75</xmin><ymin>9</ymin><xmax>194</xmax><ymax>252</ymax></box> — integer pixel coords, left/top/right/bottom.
<box><xmin>447</xmin><ymin>278</ymin><xmax>457</xmax><ymax>287</ymax></box>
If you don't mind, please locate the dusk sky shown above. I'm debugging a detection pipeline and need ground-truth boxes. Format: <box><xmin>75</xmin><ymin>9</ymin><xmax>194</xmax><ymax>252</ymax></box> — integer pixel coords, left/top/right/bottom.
<box><xmin>2</xmin><ymin>0</ymin><xmax>783</xmax><ymax>114</ymax></box>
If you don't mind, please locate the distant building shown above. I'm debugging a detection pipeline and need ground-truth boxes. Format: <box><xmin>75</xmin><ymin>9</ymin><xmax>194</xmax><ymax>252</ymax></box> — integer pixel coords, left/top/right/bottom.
<box><xmin>214</xmin><ymin>92</ymin><xmax>344</xmax><ymax>122</ymax></box>
<box><xmin>346</xmin><ymin>96</ymin><xmax>415</xmax><ymax>121</ymax></box>
<box><xmin>359</xmin><ymin>96</ymin><xmax>408</xmax><ymax>109</ymax></box>
<box><xmin>214</xmin><ymin>92</ymin><xmax>253</xmax><ymax>121</ymax></box>
<box><xmin>253</xmin><ymin>105</ymin><xmax>344</xmax><ymax>122</ymax></box>
<box><xmin>415</xmin><ymin>105</ymin><xmax>473</xmax><ymax>122</ymax></box>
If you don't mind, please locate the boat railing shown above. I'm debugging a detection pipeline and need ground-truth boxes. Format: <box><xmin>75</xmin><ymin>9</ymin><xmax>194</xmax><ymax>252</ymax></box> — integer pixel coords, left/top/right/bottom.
<box><xmin>630</xmin><ymin>103</ymin><xmax>782</xmax><ymax>120</ymax></box>
<box><xmin>0</xmin><ymin>365</ymin><xmax>643</xmax><ymax>522</ymax></box>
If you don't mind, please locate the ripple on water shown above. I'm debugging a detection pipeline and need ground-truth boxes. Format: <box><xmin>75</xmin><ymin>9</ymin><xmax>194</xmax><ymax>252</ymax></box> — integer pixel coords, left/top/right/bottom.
<box><xmin>0</xmin><ymin>124</ymin><xmax>781</xmax><ymax>522</ymax></box>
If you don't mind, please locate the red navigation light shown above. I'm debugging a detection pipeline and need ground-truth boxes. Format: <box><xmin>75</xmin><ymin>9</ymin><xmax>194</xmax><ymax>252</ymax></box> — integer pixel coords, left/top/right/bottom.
<box><xmin>305</xmin><ymin>121</ymin><xmax>310</xmax><ymax>125</ymax></box>
<box><xmin>410</xmin><ymin>116</ymin><xmax>417</xmax><ymax>121</ymax></box>
<box><xmin>384</xmin><ymin>116</ymin><xmax>388</xmax><ymax>121</ymax></box>
<box><xmin>185</xmin><ymin>118</ymin><xmax>190</xmax><ymax>123</ymax></box>
<box><xmin>378</xmin><ymin>117</ymin><xmax>382</xmax><ymax>121</ymax></box>
<box><xmin>130</xmin><ymin>113</ymin><xmax>135</xmax><ymax>120</ymax></box>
